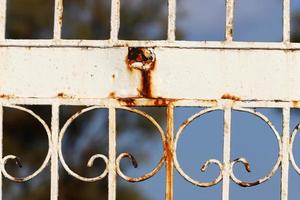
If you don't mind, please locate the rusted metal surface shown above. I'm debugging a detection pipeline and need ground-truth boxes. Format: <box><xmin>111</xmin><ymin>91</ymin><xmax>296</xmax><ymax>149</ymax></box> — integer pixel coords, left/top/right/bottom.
<box><xmin>165</xmin><ymin>105</ymin><xmax>174</xmax><ymax>200</ymax></box>
<box><xmin>126</xmin><ymin>47</ymin><xmax>156</xmax><ymax>98</ymax></box>
<box><xmin>0</xmin><ymin>0</ymin><xmax>298</xmax><ymax>200</ymax></box>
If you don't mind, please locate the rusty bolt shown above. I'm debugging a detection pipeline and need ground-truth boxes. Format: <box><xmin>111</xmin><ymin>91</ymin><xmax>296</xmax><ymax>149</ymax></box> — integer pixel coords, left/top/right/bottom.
<box><xmin>127</xmin><ymin>47</ymin><xmax>155</xmax><ymax>71</ymax></box>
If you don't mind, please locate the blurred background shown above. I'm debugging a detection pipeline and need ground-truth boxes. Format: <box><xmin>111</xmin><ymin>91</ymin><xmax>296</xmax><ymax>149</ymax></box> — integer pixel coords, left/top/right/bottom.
<box><xmin>3</xmin><ymin>0</ymin><xmax>300</xmax><ymax>199</ymax></box>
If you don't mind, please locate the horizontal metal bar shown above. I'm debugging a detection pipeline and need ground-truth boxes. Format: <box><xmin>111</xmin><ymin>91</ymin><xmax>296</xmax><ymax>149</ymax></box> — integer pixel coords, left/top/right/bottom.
<box><xmin>0</xmin><ymin>40</ymin><xmax>300</xmax><ymax>50</ymax></box>
<box><xmin>0</xmin><ymin>98</ymin><xmax>299</xmax><ymax>108</ymax></box>
<box><xmin>1</xmin><ymin>47</ymin><xmax>300</xmax><ymax>100</ymax></box>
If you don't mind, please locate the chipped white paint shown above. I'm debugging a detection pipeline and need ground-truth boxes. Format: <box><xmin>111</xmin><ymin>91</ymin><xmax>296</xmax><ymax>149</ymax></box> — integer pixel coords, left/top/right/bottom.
<box><xmin>0</xmin><ymin>0</ymin><xmax>6</xmax><ymax>40</ymax></box>
<box><xmin>53</xmin><ymin>0</ymin><xmax>63</xmax><ymax>39</ymax></box>
<box><xmin>0</xmin><ymin>0</ymin><xmax>298</xmax><ymax>200</ymax></box>
<box><xmin>1</xmin><ymin>47</ymin><xmax>300</xmax><ymax>100</ymax></box>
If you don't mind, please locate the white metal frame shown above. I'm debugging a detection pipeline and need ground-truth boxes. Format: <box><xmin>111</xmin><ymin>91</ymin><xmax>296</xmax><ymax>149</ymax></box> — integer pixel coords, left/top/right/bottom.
<box><xmin>0</xmin><ymin>0</ymin><xmax>299</xmax><ymax>200</ymax></box>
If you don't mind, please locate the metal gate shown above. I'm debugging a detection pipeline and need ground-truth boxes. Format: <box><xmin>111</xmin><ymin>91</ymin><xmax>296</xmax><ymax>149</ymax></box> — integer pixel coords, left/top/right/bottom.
<box><xmin>0</xmin><ymin>0</ymin><xmax>300</xmax><ymax>199</ymax></box>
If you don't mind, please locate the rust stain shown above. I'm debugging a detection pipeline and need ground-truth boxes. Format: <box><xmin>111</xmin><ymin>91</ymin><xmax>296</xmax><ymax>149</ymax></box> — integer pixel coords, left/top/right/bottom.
<box><xmin>154</xmin><ymin>97</ymin><xmax>170</xmax><ymax>106</ymax></box>
<box><xmin>126</xmin><ymin>47</ymin><xmax>156</xmax><ymax>98</ymax></box>
<box><xmin>292</xmin><ymin>101</ymin><xmax>300</xmax><ymax>107</ymax></box>
<box><xmin>239</xmin><ymin>180</ymin><xmax>260</xmax><ymax>187</ymax></box>
<box><xmin>140</xmin><ymin>69</ymin><xmax>153</xmax><ymax>97</ymax></box>
<box><xmin>57</xmin><ymin>92</ymin><xmax>73</xmax><ymax>98</ymax></box>
<box><xmin>164</xmin><ymin>140</ymin><xmax>173</xmax><ymax>162</ymax></box>
<box><xmin>221</xmin><ymin>93</ymin><xmax>241</xmax><ymax>101</ymax></box>
<box><xmin>109</xmin><ymin>92</ymin><xmax>116</xmax><ymax>98</ymax></box>
<box><xmin>117</xmin><ymin>98</ymin><xmax>136</xmax><ymax>107</ymax></box>
<box><xmin>0</xmin><ymin>94</ymin><xmax>14</xmax><ymax>99</ymax></box>
<box><xmin>59</xmin><ymin>15</ymin><xmax>63</xmax><ymax>25</ymax></box>
<box><xmin>182</xmin><ymin>119</ymin><xmax>189</xmax><ymax>127</ymax></box>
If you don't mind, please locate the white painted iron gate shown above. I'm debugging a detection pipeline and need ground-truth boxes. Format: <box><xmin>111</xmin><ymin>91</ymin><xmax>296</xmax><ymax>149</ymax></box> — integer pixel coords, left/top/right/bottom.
<box><xmin>0</xmin><ymin>0</ymin><xmax>300</xmax><ymax>199</ymax></box>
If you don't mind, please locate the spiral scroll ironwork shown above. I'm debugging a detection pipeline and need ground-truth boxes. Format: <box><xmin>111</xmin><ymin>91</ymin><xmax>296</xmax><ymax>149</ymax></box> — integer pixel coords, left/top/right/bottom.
<box><xmin>173</xmin><ymin>107</ymin><xmax>282</xmax><ymax>188</ymax></box>
<box><xmin>290</xmin><ymin>122</ymin><xmax>300</xmax><ymax>174</ymax></box>
<box><xmin>116</xmin><ymin>107</ymin><xmax>166</xmax><ymax>182</ymax></box>
<box><xmin>58</xmin><ymin>106</ymin><xmax>109</xmax><ymax>182</ymax></box>
<box><xmin>173</xmin><ymin>107</ymin><xmax>224</xmax><ymax>187</ymax></box>
<box><xmin>1</xmin><ymin>105</ymin><xmax>52</xmax><ymax>182</ymax></box>
<box><xmin>229</xmin><ymin>108</ymin><xmax>282</xmax><ymax>187</ymax></box>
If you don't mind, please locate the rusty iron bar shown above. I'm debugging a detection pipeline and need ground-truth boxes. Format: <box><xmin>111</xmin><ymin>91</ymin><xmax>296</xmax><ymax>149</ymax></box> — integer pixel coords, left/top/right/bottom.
<box><xmin>53</xmin><ymin>0</ymin><xmax>63</xmax><ymax>39</ymax></box>
<box><xmin>166</xmin><ymin>104</ymin><xmax>174</xmax><ymax>200</ymax></box>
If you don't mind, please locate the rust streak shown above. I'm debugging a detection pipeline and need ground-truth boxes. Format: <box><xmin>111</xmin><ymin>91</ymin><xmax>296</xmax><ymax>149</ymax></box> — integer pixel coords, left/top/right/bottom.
<box><xmin>59</xmin><ymin>15</ymin><xmax>63</xmax><ymax>25</ymax></box>
<box><xmin>116</xmin><ymin>98</ymin><xmax>136</xmax><ymax>107</ymax></box>
<box><xmin>0</xmin><ymin>94</ymin><xmax>14</xmax><ymax>99</ymax></box>
<box><xmin>292</xmin><ymin>101</ymin><xmax>300</xmax><ymax>108</ymax></box>
<box><xmin>57</xmin><ymin>92</ymin><xmax>73</xmax><ymax>99</ymax></box>
<box><xmin>109</xmin><ymin>92</ymin><xmax>116</xmax><ymax>98</ymax></box>
<box><xmin>154</xmin><ymin>98</ymin><xmax>170</xmax><ymax>106</ymax></box>
<box><xmin>126</xmin><ymin>47</ymin><xmax>156</xmax><ymax>98</ymax></box>
<box><xmin>221</xmin><ymin>93</ymin><xmax>241</xmax><ymax>101</ymax></box>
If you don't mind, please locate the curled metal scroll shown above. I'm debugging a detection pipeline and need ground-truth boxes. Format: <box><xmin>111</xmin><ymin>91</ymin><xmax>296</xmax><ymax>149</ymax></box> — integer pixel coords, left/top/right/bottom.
<box><xmin>290</xmin><ymin>123</ymin><xmax>300</xmax><ymax>174</ymax></box>
<box><xmin>230</xmin><ymin>108</ymin><xmax>282</xmax><ymax>187</ymax></box>
<box><xmin>116</xmin><ymin>107</ymin><xmax>166</xmax><ymax>182</ymax></box>
<box><xmin>173</xmin><ymin>107</ymin><xmax>224</xmax><ymax>187</ymax></box>
<box><xmin>1</xmin><ymin>105</ymin><xmax>52</xmax><ymax>182</ymax></box>
<box><xmin>58</xmin><ymin>106</ymin><xmax>109</xmax><ymax>182</ymax></box>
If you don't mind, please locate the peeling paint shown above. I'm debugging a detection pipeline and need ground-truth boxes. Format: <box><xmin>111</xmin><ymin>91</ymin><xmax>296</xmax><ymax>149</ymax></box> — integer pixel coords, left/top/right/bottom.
<box><xmin>126</xmin><ymin>47</ymin><xmax>156</xmax><ymax>98</ymax></box>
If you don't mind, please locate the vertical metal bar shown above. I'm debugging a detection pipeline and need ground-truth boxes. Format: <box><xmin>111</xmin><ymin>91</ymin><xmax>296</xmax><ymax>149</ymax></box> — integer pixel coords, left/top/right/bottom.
<box><xmin>281</xmin><ymin>107</ymin><xmax>290</xmax><ymax>200</ymax></box>
<box><xmin>283</xmin><ymin>0</ymin><xmax>290</xmax><ymax>42</ymax></box>
<box><xmin>166</xmin><ymin>105</ymin><xmax>174</xmax><ymax>200</ymax></box>
<box><xmin>51</xmin><ymin>103</ymin><xmax>59</xmax><ymax>200</ymax></box>
<box><xmin>0</xmin><ymin>105</ymin><xmax>3</xmax><ymax>200</ymax></box>
<box><xmin>53</xmin><ymin>0</ymin><xmax>63</xmax><ymax>39</ymax></box>
<box><xmin>168</xmin><ymin>0</ymin><xmax>176</xmax><ymax>42</ymax></box>
<box><xmin>108</xmin><ymin>107</ymin><xmax>116</xmax><ymax>200</ymax></box>
<box><xmin>0</xmin><ymin>0</ymin><xmax>7</xmax><ymax>40</ymax></box>
<box><xmin>110</xmin><ymin>0</ymin><xmax>120</xmax><ymax>44</ymax></box>
<box><xmin>222</xmin><ymin>107</ymin><xmax>231</xmax><ymax>200</ymax></box>
<box><xmin>225</xmin><ymin>0</ymin><xmax>235</xmax><ymax>41</ymax></box>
